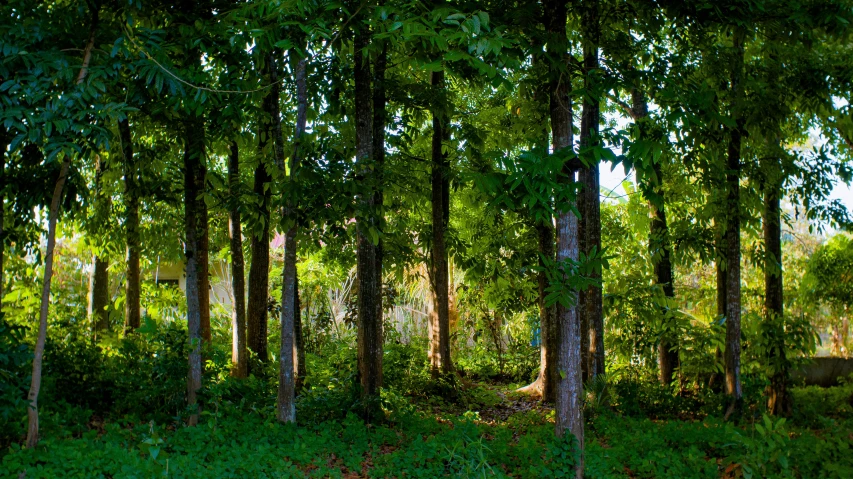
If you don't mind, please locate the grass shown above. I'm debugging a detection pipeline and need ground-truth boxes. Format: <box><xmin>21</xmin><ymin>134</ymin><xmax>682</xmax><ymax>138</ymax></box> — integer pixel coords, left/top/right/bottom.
<box><xmin>2</xmin><ymin>380</ymin><xmax>852</xmax><ymax>479</ymax></box>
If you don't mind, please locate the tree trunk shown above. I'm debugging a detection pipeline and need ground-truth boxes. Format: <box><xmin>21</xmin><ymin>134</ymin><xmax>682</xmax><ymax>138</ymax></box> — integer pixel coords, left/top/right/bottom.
<box><xmin>428</xmin><ymin>69</ymin><xmax>452</xmax><ymax>379</ymax></box>
<box><xmin>546</xmin><ymin>0</ymin><xmax>583</xmax><ymax>471</ymax></box>
<box><xmin>88</xmin><ymin>154</ymin><xmax>110</xmax><ymax>334</ymax></box>
<box><xmin>183</xmin><ymin>119</ymin><xmax>206</xmax><ymax>426</ymax></box>
<box><xmin>707</xmin><ymin>219</ymin><xmax>727</xmax><ymax>390</ymax></box>
<box><xmin>27</xmin><ymin>8</ymin><xmax>97</xmax><ymax>446</ymax></box>
<box><xmin>26</xmin><ymin>157</ymin><xmax>71</xmax><ymax>448</ymax></box>
<box><xmin>632</xmin><ymin>90</ymin><xmax>679</xmax><ymax>385</ymax></box>
<box><xmin>578</xmin><ymin>0</ymin><xmax>604</xmax><ymax>383</ymax></box>
<box><xmin>278</xmin><ymin>52</ymin><xmax>306</xmax><ymax>423</ymax></box>
<box><xmin>198</xmin><ymin>167</ymin><xmax>211</xmax><ymax>344</ymax></box>
<box><xmin>354</xmin><ymin>27</ymin><xmax>382</xmax><ymax>417</ymax></box>
<box><xmin>119</xmin><ymin>118</ymin><xmax>141</xmax><ymax>332</ymax></box>
<box><xmin>373</xmin><ymin>43</ymin><xmax>387</xmax><ymax>369</ymax></box>
<box><xmin>246</xmin><ymin>160</ymin><xmax>271</xmax><ymax>364</ymax></box>
<box><xmin>228</xmin><ymin>141</ymin><xmax>248</xmax><ymax>378</ymax></box>
<box><xmin>518</xmin><ymin>221</ymin><xmax>557</xmax><ymax>400</ymax></box>
<box><xmin>724</xmin><ymin>27</ymin><xmax>746</xmax><ymax>419</ymax></box>
<box><xmin>763</xmin><ymin>154</ymin><xmax>790</xmax><ymax>415</ymax></box>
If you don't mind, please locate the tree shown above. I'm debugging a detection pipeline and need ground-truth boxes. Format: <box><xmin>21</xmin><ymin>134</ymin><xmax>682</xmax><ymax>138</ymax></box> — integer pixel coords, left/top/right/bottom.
<box><xmin>228</xmin><ymin>141</ymin><xmax>248</xmax><ymax>378</ymax></box>
<box><xmin>277</xmin><ymin>47</ymin><xmax>308</xmax><ymax>423</ymax></box>
<box><xmin>577</xmin><ymin>0</ymin><xmax>604</xmax><ymax>382</ymax></box>
<box><xmin>545</xmin><ymin>0</ymin><xmax>584</xmax><ymax>473</ymax></box>
<box><xmin>353</xmin><ymin>13</ymin><xmax>383</xmax><ymax>417</ymax></box>
<box><xmin>428</xmin><ymin>68</ymin><xmax>452</xmax><ymax>378</ymax></box>
<box><xmin>119</xmin><ymin>117</ymin><xmax>141</xmax><ymax>331</ymax></box>
<box><xmin>26</xmin><ymin>0</ymin><xmax>102</xmax><ymax>447</ymax></box>
<box><xmin>87</xmin><ymin>153</ymin><xmax>111</xmax><ymax>334</ymax></box>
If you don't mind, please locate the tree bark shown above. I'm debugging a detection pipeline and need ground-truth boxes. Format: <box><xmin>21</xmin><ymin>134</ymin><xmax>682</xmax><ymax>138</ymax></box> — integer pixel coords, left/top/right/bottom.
<box><xmin>88</xmin><ymin>154</ymin><xmax>110</xmax><ymax>334</ymax></box>
<box><xmin>247</xmin><ymin>69</ymin><xmax>278</xmax><ymax>364</ymax></box>
<box><xmin>579</xmin><ymin>0</ymin><xmax>604</xmax><ymax>383</ymax></box>
<box><xmin>183</xmin><ymin>118</ymin><xmax>206</xmax><ymax>426</ymax></box>
<box><xmin>632</xmin><ymin>90</ymin><xmax>679</xmax><ymax>385</ymax></box>
<box><xmin>428</xmin><ymin>69</ymin><xmax>452</xmax><ymax>379</ymax></box>
<box><xmin>119</xmin><ymin>118</ymin><xmax>141</xmax><ymax>332</ymax></box>
<box><xmin>294</xmin><ymin>273</ymin><xmax>306</xmax><ymax>390</ymax></box>
<box><xmin>546</xmin><ymin>0</ymin><xmax>583</xmax><ymax>472</ymax></box>
<box><xmin>27</xmin><ymin>7</ymin><xmax>97</xmax><ymax>446</ymax></box>
<box><xmin>763</xmin><ymin>154</ymin><xmax>790</xmax><ymax>415</ymax></box>
<box><xmin>228</xmin><ymin>141</ymin><xmax>248</xmax><ymax>378</ymax></box>
<box><xmin>354</xmin><ymin>26</ymin><xmax>383</xmax><ymax>417</ymax></box>
<box><xmin>278</xmin><ymin>52</ymin><xmax>306</xmax><ymax>423</ymax></box>
<box><xmin>26</xmin><ymin>157</ymin><xmax>71</xmax><ymax>448</ymax></box>
<box><xmin>246</xmin><ymin>161</ymin><xmax>271</xmax><ymax>364</ymax></box>
<box><xmin>724</xmin><ymin>27</ymin><xmax>746</xmax><ymax>419</ymax></box>
<box><xmin>373</xmin><ymin>43</ymin><xmax>387</xmax><ymax>368</ymax></box>
<box><xmin>517</xmin><ymin>223</ymin><xmax>558</xmax><ymax>401</ymax></box>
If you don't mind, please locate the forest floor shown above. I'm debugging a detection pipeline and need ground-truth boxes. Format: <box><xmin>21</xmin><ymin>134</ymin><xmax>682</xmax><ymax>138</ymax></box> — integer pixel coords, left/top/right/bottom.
<box><xmin>2</xmin><ymin>380</ymin><xmax>853</xmax><ymax>478</ymax></box>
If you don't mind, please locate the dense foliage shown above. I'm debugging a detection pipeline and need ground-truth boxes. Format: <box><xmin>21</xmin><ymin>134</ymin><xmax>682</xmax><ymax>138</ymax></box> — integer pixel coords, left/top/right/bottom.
<box><xmin>1</xmin><ymin>0</ymin><xmax>852</xmax><ymax>476</ymax></box>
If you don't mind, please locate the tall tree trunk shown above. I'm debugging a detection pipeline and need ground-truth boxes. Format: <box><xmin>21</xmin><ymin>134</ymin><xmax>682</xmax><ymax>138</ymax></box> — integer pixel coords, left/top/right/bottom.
<box><xmin>119</xmin><ymin>118</ymin><xmax>141</xmax><ymax>332</ymax></box>
<box><xmin>247</xmin><ymin>71</ymin><xmax>278</xmax><ymax>364</ymax></box>
<box><xmin>26</xmin><ymin>157</ymin><xmax>71</xmax><ymax>447</ymax></box>
<box><xmin>373</xmin><ymin>43</ymin><xmax>387</xmax><ymax>372</ymax></box>
<box><xmin>88</xmin><ymin>154</ymin><xmax>110</xmax><ymax>334</ymax></box>
<box><xmin>354</xmin><ymin>27</ymin><xmax>382</xmax><ymax>417</ymax></box>
<box><xmin>228</xmin><ymin>141</ymin><xmax>248</xmax><ymax>378</ymax></box>
<box><xmin>763</xmin><ymin>154</ymin><xmax>790</xmax><ymax>415</ymax></box>
<box><xmin>27</xmin><ymin>7</ymin><xmax>97</xmax><ymax>446</ymax></box>
<box><xmin>579</xmin><ymin>0</ymin><xmax>604</xmax><ymax>382</ymax></box>
<box><xmin>546</xmin><ymin>0</ymin><xmax>583</xmax><ymax>472</ymax></box>
<box><xmin>429</xmin><ymin>69</ymin><xmax>452</xmax><ymax>379</ymax></box>
<box><xmin>246</xmin><ymin>161</ymin><xmax>271</xmax><ymax>364</ymax></box>
<box><xmin>724</xmin><ymin>27</ymin><xmax>746</xmax><ymax>419</ymax></box>
<box><xmin>198</xmin><ymin>166</ymin><xmax>211</xmax><ymax>344</ymax></box>
<box><xmin>632</xmin><ymin>90</ymin><xmax>679</xmax><ymax>385</ymax></box>
<box><xmin>278</xmin><ymin>52</ymin><xmax>306</xmax><ymax>423</ymax></box>
<box><xmin>708</xmin><ymin>219</ymin><xmax>727</xmax><ymax>390</ymax></box>
<box><xmin>518</xmin><ymin>222</ymin><xmax>557</xmax><ymax>400</ymax></box>
<box><xmin>183</xmin><ymin>118</ymin><xmax>206</xmax><ymax>426</ymax></box>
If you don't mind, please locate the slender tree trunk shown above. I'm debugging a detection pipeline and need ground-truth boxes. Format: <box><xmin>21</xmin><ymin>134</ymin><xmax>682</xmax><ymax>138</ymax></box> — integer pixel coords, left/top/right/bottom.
<box><xmin>724</xmin><ymin>28</ymin><xmax>746</xmax><ymax>419</ymax></box>
<box><xmin>246</xmin><ymin>161</ymin><xmax>271</xmax><ymax>364</ymax></box>
<box><xmin>763</xmin><ymin>154</ymin><xmax>790</xmax><ymax>415</ymax></box>
<box><xmin>228</xmin><ymin>141</ymin><xmax>248</xmax><ymax>378</ymax></box>
<box><xmin>247</xmin><ymin>71</ymin><xmax>277</xmax><ymax>365</ymax></box>
<box><xmin>579</xmin><ymin>0</ymin><xmax>604</xmax><ymax>383</ymax></box>
<box><xmin>119</xmin><ymin>118</ymin><xmax>141</xmax><ymax>332</ymax></box>
<box><xmin>198</xmin><ymin>169</ymin><xmax>210</xmax><ymax>344</ymax></box>
<box><xmin>373</xmin><ymin>43</ymin><xmax>387</xmax><ymax>370</ymax></box>
<box><xmin>652</xmin><ymin>187</ymin><xmax>678</xmax><ymax>385</ymax></box>
<box><xmin>546</xmin><ymin>0</ymin><xmax>583</xmax><ymax>472</ymax></box>
<box><xmin>183</xmin><ymin>118</ymin><xmax>205</xmax><ymax>426</ymax></box>
<box><xmin>428</xmin><ymin>69</ymin><xmax>452</xmax><ymax>379</ymax></box>
<box><xmin>26</xmin><ymin>157</ymin><xmax>71</xmax><ymax>447</ymax></box>
<box><xmin>27</xmin><ymin>7</ymin><xmax>97</xmax><ymax>446</ymax></box>
<box><xmin>708</xmin><ymin>219</ymin><xmax>727</xmax><ymax>390</ymax></box>
<box><xmin>278</xmin><ymin>53</ymin><xmax>307</xmax><ymax>423</ymax></box>
<box><xmin>354</xmin><ymin>27</ymin><xmax>382</xmax><ymax>417</ymax></box>
<box><xmin>518</xmin><ymin>222</ymin><xmax>557</xmax><ymax>400</ymax></box>
<box><xmin>88</xmin><ymin>154</ymin><xmax>110</xmax><ymax>334</ymax></box>
<box><xmin>632</xmin><ymin>91</ymin><xmax>679</xmax><ymax>385</ymax></box>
